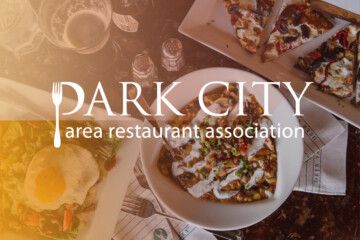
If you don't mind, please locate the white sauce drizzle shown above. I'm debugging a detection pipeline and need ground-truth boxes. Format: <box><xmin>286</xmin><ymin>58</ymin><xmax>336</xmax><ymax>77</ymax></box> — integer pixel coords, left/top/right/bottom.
<box><xmin>171</xmin><ymin>160</ymin><xmax>206</xmax><ymax>177</ymax></box>
<box><xmin>265</xmin><ymin>190</ymin><xmax>273</xmax><ymax>198</ymax></box>
<box><xmin>182</xmin><ymin>140</ymin><xmax>202</xmax><ymax>163</ymax></box>
<box><xmin>187</xmin><ymin>170</ymin><xmax>217</xmax><ymax>198</ymax></box>
<box><xmin>168</xmin><ymin>98</ymin><xmax>274</xmax><ymax>200</ymax></box>
<box><xmin>213</xmin><ymin>165</ymin><xmax>243</xmax><ymax>199</ymax></box>
<box><xmin>245</xmin><ymin>168</ymin><xmax>264</xmax><ymax>189</ymax></box>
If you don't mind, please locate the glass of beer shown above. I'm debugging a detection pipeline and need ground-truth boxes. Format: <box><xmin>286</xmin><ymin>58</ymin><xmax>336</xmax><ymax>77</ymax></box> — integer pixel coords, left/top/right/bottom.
<box><xmin>38</xmin><ymin>0</ymin><xmax>112</xmax><ymax>55</ymax></box>
<box><xmin>0</xmin><ymin>0</ymin><xmax>44</xmax><ymax>57</ymax></box>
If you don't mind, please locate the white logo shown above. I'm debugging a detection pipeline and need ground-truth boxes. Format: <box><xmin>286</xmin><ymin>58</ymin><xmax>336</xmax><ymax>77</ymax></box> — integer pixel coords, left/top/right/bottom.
<box><xmin>51</xmin><ymin>82</ymin><xmax>85</xmax><ymax>148</ymax></box>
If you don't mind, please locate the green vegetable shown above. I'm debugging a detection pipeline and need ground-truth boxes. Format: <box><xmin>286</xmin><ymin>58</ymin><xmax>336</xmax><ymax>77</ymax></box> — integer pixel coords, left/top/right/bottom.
<box><xmin>248</xmin><ymin>128</ymin><xmax>254</xmax><ymax>135</ymax></box>
<box><xmin>241</xmin><ymin>160</ymin><xmax>250</xmax><ymax>173</ymax></box>
<box><xmin>201</xmin><ymin>147</ymin><xmax>209</xmax><ymax>154</ymax></box>
<box><xmin>203</xmin><ymin>116</ymin><xmax>211</xmax><ymax>125</ymax></box>
<box><xmin>235</xmin><ymin>171</ymin><xmax>242</xmax><ymax>178</ymax></box>
<box><xmin>231</xmin><ymin>147</ymin><xmax>241</xmax><ymax>156</ymax></box>
<box><xmin>200</xmin><ymin>168</ymin><xmax>210</xmax><ymax>179</ymax></box>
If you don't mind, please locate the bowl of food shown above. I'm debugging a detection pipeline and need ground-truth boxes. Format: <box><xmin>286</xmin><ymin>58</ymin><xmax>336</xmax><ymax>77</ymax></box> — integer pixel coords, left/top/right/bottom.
<box><xmin>141</xmin><ymin>67</ymin><xmax>303</xmax><ymax>230</ymax></box>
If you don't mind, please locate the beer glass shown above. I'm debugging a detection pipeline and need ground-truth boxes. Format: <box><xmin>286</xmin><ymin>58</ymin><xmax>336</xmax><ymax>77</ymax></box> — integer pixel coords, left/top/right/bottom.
<box><xmin>0</xmin><ymin>0</ymin><xmax>44</xmax><ymax>57</ymax></box>
<box><xmin>38</xmin><ymin>0</ymin><xmax>113</xmax><ymax>55</ymax></box>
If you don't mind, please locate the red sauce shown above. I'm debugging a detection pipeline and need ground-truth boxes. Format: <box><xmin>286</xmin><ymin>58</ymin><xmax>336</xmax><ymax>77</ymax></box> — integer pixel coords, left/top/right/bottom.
<box><xmin>320</xmin><ymin>57</ymin><xmax>344</xmax><ymax>85</ymax></box>
<box><xmin>334</xmin><ymin>30</ymin><xmax>349</xmax><ymax>51</ymax></box>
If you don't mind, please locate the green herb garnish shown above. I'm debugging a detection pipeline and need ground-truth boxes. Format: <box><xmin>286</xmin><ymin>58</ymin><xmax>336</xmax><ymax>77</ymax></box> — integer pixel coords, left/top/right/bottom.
<box><xmin>235</xmin><ymin>171</ymin><xmax>242</xmax><ymax>178</ymax></box>
<box><xmin>231</xmin><ymin>147</ymin><xmax>241</xmax><ymax>156</ymax></box>
<box><xmin>203</xmin><ymin>116</ymin><xmax>211</xmax><ymax>125</ymax></box>
<box><xmin>201</xmin><ymin>147</ymin><xmax>209</xmax><ymax>154</ymax></box>
<box><xmin>200</xmin><ymin>168</ymin><xmax>210</xmax><ymax>179</ymax></box>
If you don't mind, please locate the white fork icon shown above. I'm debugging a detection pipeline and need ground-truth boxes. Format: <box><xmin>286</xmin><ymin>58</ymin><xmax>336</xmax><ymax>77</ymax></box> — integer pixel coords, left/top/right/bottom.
<box><xmin>52</xmin><ymin>82</ymin><xmax>63</xmax><ymax>148</ymax></box>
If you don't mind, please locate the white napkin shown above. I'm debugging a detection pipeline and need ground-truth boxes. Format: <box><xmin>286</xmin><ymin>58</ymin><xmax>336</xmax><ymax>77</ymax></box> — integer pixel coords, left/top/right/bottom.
<box><xmin>279</xmin><ymin>87</ymin><xmax>348</xmax><ymax>195</ymax></box>
<box><xmin>294</xmin><ymin>121</ymin><xmax>347</xmax><ymax>195</ymax></box>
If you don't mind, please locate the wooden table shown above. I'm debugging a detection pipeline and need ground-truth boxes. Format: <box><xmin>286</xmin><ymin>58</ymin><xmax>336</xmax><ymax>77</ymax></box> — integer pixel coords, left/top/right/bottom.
<box><xmin>0</xmin><ymin>0</ymin><xmax>358</xmax><ymax>239</ymax></box>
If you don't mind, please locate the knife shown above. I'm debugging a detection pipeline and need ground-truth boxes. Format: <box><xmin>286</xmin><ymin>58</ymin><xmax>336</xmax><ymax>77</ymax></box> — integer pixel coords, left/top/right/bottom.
<box><xmin>310</xmin><ymin>0</ymin><xmax>360</xmax><ymax>25</ymax></box>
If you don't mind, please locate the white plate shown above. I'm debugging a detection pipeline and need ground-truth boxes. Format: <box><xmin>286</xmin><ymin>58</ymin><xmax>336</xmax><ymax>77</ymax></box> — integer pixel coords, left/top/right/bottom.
<box><xmin>141</xmin><ymin>68</ymin><xmax>304</xmax><ymax>230</ymax></box>
<box><xmin>0</xmin><ymin>78</ymin><xmax>142</xmax><ymax>240</ymax></box>
<box><xmin>179</xmin><ymin>0</ymin><xmax>360</xmax><ymax>128</ymax></box>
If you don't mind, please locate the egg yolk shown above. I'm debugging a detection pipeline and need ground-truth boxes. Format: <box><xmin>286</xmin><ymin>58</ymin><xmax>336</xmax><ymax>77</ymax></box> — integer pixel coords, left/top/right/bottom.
<box><xmin>34</xmin><ymin>167</ymin><xmax>66</xmax><ymax>203</ymax></box>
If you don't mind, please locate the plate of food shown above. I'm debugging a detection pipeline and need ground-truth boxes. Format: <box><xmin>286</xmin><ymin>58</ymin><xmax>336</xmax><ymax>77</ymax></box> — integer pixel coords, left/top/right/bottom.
<box><xmin>141</xmin><ymin>68</ymin><xmax>303</xmax><ymax>230</ymax></box>
<box><xmin>179</xmin><ymin>0</ymin><xmax>360</xmax><ymax>128</ymax></box>
<box><xmin>0</xmin><ymin>78</ymin><xmax>142</xmax><ymax>240</ymax></box>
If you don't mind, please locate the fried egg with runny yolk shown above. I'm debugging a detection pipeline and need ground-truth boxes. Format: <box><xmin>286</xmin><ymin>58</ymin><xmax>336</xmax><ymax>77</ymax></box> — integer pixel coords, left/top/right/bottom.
<box><xmin>24</xmin><ymin>144</ymin><xmax>99</xmax><ymax>211</ymax></box>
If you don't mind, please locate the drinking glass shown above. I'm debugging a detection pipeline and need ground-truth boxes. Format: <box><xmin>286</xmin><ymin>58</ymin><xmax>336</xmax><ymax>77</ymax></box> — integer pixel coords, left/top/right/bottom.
<box><xmin>38</xmin><ymin>0</ymin><xmax>113</xmax><ymax>55</ymax></box>
<box><xmin>0</xmin><ymin>0</ymin><xmax>44</xmax><ymax>57</ymax></box>
<box><xmin>112</xmin><ymin>0</ymin><xmax>150</xmax><ymax>16</ymax></box>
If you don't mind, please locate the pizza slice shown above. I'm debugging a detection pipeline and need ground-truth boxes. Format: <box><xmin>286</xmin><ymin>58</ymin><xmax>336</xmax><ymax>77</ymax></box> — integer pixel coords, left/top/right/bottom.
<box><xmin>223</xmin><ymin>0</ymin><xmax>274</xmax><ymax>53</ymax></box>
<box><xmin>263</xmin><ymin>0</ymin><xmax>333</xmax><ymax>61</ymax></box>
<box><xmin>297</xmin><ymin>24</ymin><xmax>360</xmax><ymax>98</ymax></box>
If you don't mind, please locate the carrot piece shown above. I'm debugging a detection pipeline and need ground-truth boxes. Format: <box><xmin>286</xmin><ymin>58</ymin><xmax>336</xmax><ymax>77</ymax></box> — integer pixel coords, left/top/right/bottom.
<box><xmin>63</xmin><ymin>210</ymin><xmax>73</xmax><ymax>232</ymax></box>
<box><xmin>24</xmin><ymin>210</ymin><xmax>39</xmax><ymax>227</ymax></box>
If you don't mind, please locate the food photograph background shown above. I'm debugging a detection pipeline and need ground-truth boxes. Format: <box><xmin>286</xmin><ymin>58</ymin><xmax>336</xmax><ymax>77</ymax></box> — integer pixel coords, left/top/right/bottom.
<box><xmin>0</xmin><ymin>0</ymin><xmax>359</xmax><ymax>240</ymax></box>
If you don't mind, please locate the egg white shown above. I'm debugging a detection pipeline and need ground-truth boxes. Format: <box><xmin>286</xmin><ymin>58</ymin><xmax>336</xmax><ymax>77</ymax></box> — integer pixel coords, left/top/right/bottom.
<box><xmin>24</xmin><ymin>144</ymin><xmax>100</xmax><ymax>211</ymax></box>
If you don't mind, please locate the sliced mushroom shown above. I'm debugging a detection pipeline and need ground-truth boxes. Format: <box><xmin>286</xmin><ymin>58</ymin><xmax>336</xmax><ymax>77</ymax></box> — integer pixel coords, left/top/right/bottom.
<box><xmin>214</xmin><ymin>97</ymin><xmax>230</xmax><ymax>108</ymax></box>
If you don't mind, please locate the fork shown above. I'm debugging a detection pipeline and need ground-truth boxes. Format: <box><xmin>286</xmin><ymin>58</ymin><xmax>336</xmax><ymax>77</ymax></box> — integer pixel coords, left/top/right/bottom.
<box><xmin>121</xmin><ymin>196</ymin><xmax>182</xmax><ymax>222</ymax></box>
<box><xmin>52</xmin><ymin>82</ymin><xmax>62</xmax><ymax>148</ymax></box>
<box><xmin>133</xmin><ymin>158</ymin><xmax>151</xmax><ymax>189</ymax></box>
<box><xmin>121</xmin><ymin>196</ymin><xmax>244</xmax><ymax>240</ymax></box>
<box><xmin>133</xmin><ymin>158</ymin><xmax>183</xmax><ymax>240</ymax></box>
